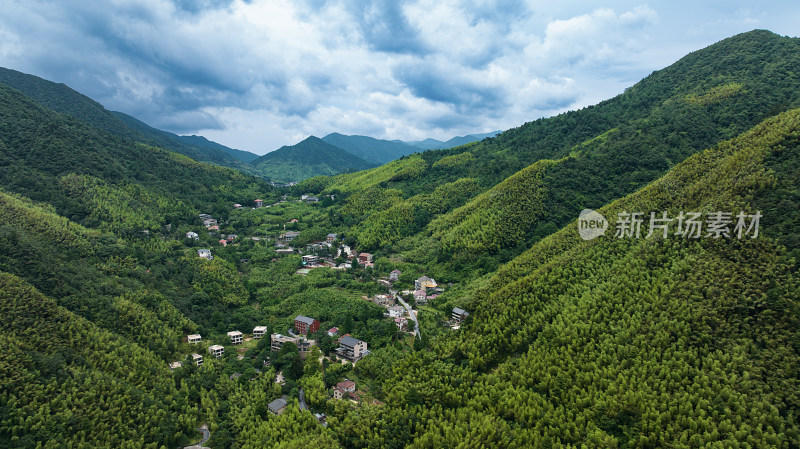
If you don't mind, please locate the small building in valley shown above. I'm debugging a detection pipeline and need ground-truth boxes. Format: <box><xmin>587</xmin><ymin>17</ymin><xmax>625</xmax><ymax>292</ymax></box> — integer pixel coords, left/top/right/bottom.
<box><xmin>294</xmin><ymin>315</ymin><xmax>320</xmax><ymax>335</ymax></box>
<box><xmin>268</xmin><ymin>398</ymin><xmax>287</xmax><ymax>415</ymax></box>
<box><xmin>227</xmin><ymin>331</ymin><xmax>243</xmax><ymax>345</ymax></box>
<box><xmin>253</xmin><ymin>326</ymin><xmax>268</xmax><ymax>339</ymax></box>
<box><xmin>209</xmin><ymin>345</ymin><xmax>224</xmax><ymax>358</ymax></box>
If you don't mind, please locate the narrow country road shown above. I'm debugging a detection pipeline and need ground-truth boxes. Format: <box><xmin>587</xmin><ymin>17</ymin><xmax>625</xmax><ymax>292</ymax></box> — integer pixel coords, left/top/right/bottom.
<box><xmin>395</xmin><ymin>295</ymin><xmax>420</xmax><ymax>339</ymax></box>
<box><xmin>299</xmin><ymin>388</ymin><xmax>308</xmax><ymax>411</ymax></box>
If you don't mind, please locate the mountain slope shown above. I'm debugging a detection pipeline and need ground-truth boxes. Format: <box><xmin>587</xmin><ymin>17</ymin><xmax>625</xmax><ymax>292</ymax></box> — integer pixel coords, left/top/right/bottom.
<box><xmin>307</xmin><ymin>30</ymin><xmax>800</xmax><ymax>277</ymax></box>
<box><xmin>251</xmin><ymin>136</ymin><xmax>376</xmax><ymax>182</ymax></box>
<box><xmin>0</xmin><ymin>67</ymin><xmax>258</xmax><ymax>167</ymax></box>
<box><xmin>350</xmin><ymin>107</ymin><xmax>800</xmax><ymax>448</ymax></box>
<box><xmin>112</xmin><ymin>111</ymin><xmax>259</xmax><ymax>164</ymax></box>
<box><xmin>0</xmin><ymin>82</ymin><xmax>272</xmax><ymax>224</ymax></box>
<box><xmin>320</xmin><ymin>133</ymin><xmax>419</xmax><ymax>165</ymax></box>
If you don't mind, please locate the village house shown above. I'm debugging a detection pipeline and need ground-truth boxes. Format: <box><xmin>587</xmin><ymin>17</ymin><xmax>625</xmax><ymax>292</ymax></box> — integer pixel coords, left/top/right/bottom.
<box><xmin>452</xmin><ymin>307</ymin><xmax>470</xmax><ymax>323</ymax></box>
<box><xmin>303</xmin><ymin>196</ymin><xmax>319</xmax><ymax>203</ymax></box>
<box><xmin>270</xmin><ymin>333</ymin><xmax>315</xmax><ymax>356</ymax></box>
<box><xmin>389</xmin><ymin>269</ymin><xmax>401</xmax><ymax>282</ymax></box>
<box><xmin>219</xmin><ymin>239</ymin><xmax>227</xmax><ymax>247</ymax></box>
<box><xmin>203</xmin><ymin>218</ymin><xmax>218</xmax><ymax>227</ymax></box>
<box><xmin>326</xmin><ymin>233</ymin><xmax>337</xmax><ymax>243</ymax></box>
<box><xmin>358</xmin><ymin>253</ymin><xmax>373</xmax><ymax>264</ymax></box>
<box><xmin>335</xmin><ymin>336</ymin><xmax>368</xmax><ymax>362</ymax></box>
<box><xmin>270</xmin><ymin>334</ymin><xmax>295</xmax><ymax>352</ymax></box>
<box><xmin>332</xmin><ymin>379</ymin><xmax>360</xmax><ymax>401</ymax></box>
<box><xmin>192</xmin><ymin>353</ymin><xmax>204</xmax><ymax>366</ymax></box>
<box><xmin>186</xmin><ymin>231</ymin><xmax>199</xmax><ymax>240</ymax></box>
<box><xmin>199</xmin><ymin>213</ymin><xmax>212</xmax><ymax>220</ymax></box>
<box><xmin>208</xmin><ymin>345</ymin><xmax>224</xmax><ymax>358</ymax></box>
<box><xmin>253</xmin><ymin>326</ymin><xmax>268</xmax><ymax>339</ymax></box>
<box><xmin>208</xmin><ymin>225</ymin><xmax>220</xmax><ymax>232</ymax></box>
<box><xmin>387</xmin><ymin>306</ymin><xmax>405</xmax><ymax>318</ymax></box>
<box><xmin>169</xmin><ymin>361</ymin><xmax>183</xmax><ymax>370</ymax></box>
<box><xmin>188</xmin><ymin>333</ymin><xmax>202</xmax><ymax>344</ymax></box>
<box><xmin>327</xmin><ymin>327</ymin><xmax>339</xmax><ymax>337</ymax></box>
<box><xmin>302</xmin><ymin>255</ymin><xmax>319</xmax><ymax>265</ymax></box>
<box><xmin>415</xmin><ymin>276</ymin><xmax>438</xmax><ymax>292</ymax></box>
<box><xmin>413</xmin><ymin>289</ymin><xmax>427</xmax><ymax>304</ymax></box>
<box><xmin>394</xmin><ymin>316</ymin><xmax>408</xmax><ymax>331</ymax></box>
<box><xmin>296</xmin><ymin>339</ymin><xmax>315</xmax><ymax>357</ymax></box>
<box><xmin>233</xmin><ymin>203</ymin><xmax>242</xmax><ymax>209</ymax></box>
<box><xmin>197</xmin><ymin>249</ymin><xmax>212</xmax><ymax>260</ymax></box>
<box><xmin>294</xmin><ymin>315</ymin><xmax>320</xmax><ymax>335</ymax></box>
<box><xmin>268</xmin><ymin>398</ymin><xmax>287</xmax><ymax>415</ymax></box>
<box><xmin>227</xmin><ymin>331</ymin><xmax>243</xmax><ymax>345</ymax></box>
<box><xmin>254</xmin><ymin>199</ymin><xmax>263</xmax><ymax>208</ymax></box>
<box><xmin>280</xmin><ymin>231</ymin><xmax>301</xmax><ymax>242</ymax></box>
<box><xmin>373</xmin><ymin>294</ymin><xmax>394</xmax><ymax>306</ymax></box>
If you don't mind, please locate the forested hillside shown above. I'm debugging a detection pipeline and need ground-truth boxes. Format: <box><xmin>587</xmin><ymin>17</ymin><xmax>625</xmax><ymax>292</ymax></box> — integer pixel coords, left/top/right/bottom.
<box><xmin>329</xmin><ymin>106</ymin><xmax>800</xmax><ymax>449</ymax></box>
<box><xmin>251</xmin><ymin>136</ymin><xmax>377</xmax><ymax>182</ymax></box>
<box><xmin>0</xmin><ymin>29</ymin><xmax>798</xmax><ymax>449</ymax></box>
<box><xmin>303</xmin><ymin>30</ymin><xmax>800</xmax><ymax>281</ymax></box>
<box><xmin>0</xmin><ymin>67</ymin><xmax>258</xmax><ymax>167</ymax></box>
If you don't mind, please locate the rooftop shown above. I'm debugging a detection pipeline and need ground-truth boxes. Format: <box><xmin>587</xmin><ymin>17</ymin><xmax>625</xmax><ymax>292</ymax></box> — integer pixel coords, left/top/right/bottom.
<box><xmin>339</xmin><ymin>336</ymin><xmax>363</xmax><ymax>347</ymax></box>
<box><xmin>295</xmin><ymin>315</ymin><xmax>316</xmax><ymax>325</ymax></box>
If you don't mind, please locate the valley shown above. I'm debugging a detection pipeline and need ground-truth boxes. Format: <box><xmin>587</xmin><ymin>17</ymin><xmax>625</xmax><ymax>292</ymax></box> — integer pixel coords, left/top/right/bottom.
<box><xmin>0</xmin><ymin>29</ymin><xmax>799</xmax><ymax>448</ymax></box>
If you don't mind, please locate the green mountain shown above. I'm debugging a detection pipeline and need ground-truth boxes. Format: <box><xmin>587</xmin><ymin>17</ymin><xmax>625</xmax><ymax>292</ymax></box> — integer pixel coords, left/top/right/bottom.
<box><xmin>112</xmin><ymin>111</ymin><xmax>259</xmax><ymax>163</ymax></box>
<box><xmin>345</xmin><ymin>105</ymin><xmax>800</xmax><ymax>449</ymax></box>
<box><xmin>320</xmin><ymin>133</ymin><xmax>419</xmax><ymax>165</ymax></box>
<box><xmin>2</xmin><ymin>29</ymin><xmax>800</xmax><ymax>448</ymax></box>
<box><xmin>404</xmin><ymin>131</ymin><xmax>501</xmax><ymax>150</ymax></box>
<box><xmin>308</xmin><ymin>30</ymin><xmax>800</xmax><ymax>278</ymax></box>
<box><xmin>0</xmin><ymin>67</ymin><xmax>259</xmax><ymax>167</ymax></box>
<box><xmin>0</xmin><ymin>81</ymin><xmax>273</xmax><ymax>229</ymax></box>
<box><xmin>251</xmin><ymin>136</ymin><xmax>377</xmax><ymax>183</ymax></box>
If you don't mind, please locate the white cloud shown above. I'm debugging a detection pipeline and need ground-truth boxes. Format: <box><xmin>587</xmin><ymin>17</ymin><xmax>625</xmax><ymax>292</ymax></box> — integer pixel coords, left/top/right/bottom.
<box><xmin>0</xmin><ymin>0</ymin><xmax>796</xmax><ymax>154</ymax></box>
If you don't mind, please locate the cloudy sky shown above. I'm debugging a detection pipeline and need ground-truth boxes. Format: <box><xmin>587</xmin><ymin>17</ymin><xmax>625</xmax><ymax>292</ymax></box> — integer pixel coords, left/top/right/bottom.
<box><xmin>1</xmin><ymin>1</ymin><xmax>798</xmax><ymax>154</ymax></box>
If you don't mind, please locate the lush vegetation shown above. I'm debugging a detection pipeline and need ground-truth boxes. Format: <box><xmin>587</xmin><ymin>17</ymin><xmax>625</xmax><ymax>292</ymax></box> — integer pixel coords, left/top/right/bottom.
<box><xmin>0</xmin><ymin>29</ymin><xmax>799</xmax><ymax>448</ymax></box>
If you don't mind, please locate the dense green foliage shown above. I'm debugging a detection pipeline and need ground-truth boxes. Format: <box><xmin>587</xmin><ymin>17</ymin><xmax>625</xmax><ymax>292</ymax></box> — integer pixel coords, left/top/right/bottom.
<box><xmin>1</xmin><ymin>29</ymin><xmax>799</xmax><ymax>449</ymax></box>
<box><xmin>0</xmin><ymin>67</ymin><xmax>258</xmax><ymax>167</ymax></box>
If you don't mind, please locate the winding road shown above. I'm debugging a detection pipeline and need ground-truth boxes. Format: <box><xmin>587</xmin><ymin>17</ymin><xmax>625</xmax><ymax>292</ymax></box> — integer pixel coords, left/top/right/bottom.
<box><xmin>299</xmin><ymin>388</ymin><xmax>308</xmax><ymax>411</ymax></box>
<box><xmin>395</xmin><ymin>294</ymin><xmax>420</xmax><ymax>339</ymax></box>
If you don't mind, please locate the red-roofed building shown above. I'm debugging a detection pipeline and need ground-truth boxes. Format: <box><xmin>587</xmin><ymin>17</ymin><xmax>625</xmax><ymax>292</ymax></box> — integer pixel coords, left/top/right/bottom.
<box><xmin>358</xmin><ymin>253</ymin><xmax>373</xmax><ymax>264</ymax></box>
<box><xmin>294</xmin><ymin>315</ymin><xmax>320</xmax><ymax>335</ymax></box>
<box><xmin>219</xmin><ymin>239</ymin><xmax>228</xmax><ymax>247</ymax></box>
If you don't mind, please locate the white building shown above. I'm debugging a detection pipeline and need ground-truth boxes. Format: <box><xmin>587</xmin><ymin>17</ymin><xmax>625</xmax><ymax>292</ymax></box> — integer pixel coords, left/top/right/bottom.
<box><xmin>186</xmin><ymin>231</ymin><xmax>199</xmax><ymax>240</ymax></box>
<box><xmin>192</xmin><ymin>353</ymin><xmax>204</xmax><ymax>366</ymax></box>
<box><xmin>197</xmin><ymin>249</ymin><xmax>212</xmax><ymax>260</ymax></box>
<box><xmin>208</xmin><ymin>345</ymin><xmax>224</xmax><ymax>358</ymax></box>
<box><xmin>253</xmin><ymin>326</ymin><xmax>268</xmax><ymax>339</ymax></box>
<box><xmin>335</xmin><ymin>336</ymin><xmax>368</xmax><ymax>362</ymax></box>
<box><xmin>227</xmin><ymin>330</ymin><xmax>243</xmax><ymax>345</ymax></box>
<box><xmin>387</xmin><ymin>306</ymin><xmax>405</xmax><ymax>318</ymax></box>
<box><xmin>188</xmin><ymin>334</ymin><xmax>202</xmax><ymax>344</ymax></box>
